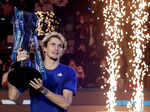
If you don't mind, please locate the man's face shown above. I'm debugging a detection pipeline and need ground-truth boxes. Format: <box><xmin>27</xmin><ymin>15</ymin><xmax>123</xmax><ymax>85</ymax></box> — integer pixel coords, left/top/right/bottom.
<box><xmin>44</xmin><ymin>37</ymin><xmax>64</xmax><ymax>60</ymax></box>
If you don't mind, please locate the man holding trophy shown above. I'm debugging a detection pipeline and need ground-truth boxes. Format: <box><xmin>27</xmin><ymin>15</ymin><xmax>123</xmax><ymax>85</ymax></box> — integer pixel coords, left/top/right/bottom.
<box><xmin>8</xmin><ymin>32</ymin><xmax>77</xmax><ymax>112</ymax></box>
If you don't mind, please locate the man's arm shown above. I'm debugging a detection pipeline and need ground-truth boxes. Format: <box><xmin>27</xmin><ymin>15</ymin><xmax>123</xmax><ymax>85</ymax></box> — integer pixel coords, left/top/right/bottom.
<box><xmin>8</xmin><ymin>48</ymin><xmax>28</xmax><ymax>101</ymax></box>
<box><xmin>8</xmin><ymin>83</ymin><xmax>21</xmax><ymax>101</ymax></box>
<box><xmin>29</xmin><ymin>78</ymin><xmax>73</xmax><ymax>110</ymax></box>
<box><xmin>44</xmin><ymin>89</ymin><xmax>73</xmax><ymax>110</ymax></box>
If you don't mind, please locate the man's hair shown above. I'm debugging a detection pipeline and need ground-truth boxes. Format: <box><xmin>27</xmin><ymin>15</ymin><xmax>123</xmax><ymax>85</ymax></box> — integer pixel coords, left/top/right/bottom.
<box><xmin>42</xmin><ymin>32</ymin><xmax>67</xmax><ymax>50</ymax></box>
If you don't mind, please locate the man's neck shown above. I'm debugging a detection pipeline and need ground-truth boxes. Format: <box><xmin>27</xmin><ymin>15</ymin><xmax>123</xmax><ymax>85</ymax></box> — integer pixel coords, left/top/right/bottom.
<box><xmin>44</xmin><ymin>58</ymin><xmax>59</xmax><ymax>70</ymax></box>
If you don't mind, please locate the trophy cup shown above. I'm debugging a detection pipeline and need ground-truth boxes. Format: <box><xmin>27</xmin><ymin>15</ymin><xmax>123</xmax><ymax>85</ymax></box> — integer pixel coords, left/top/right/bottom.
<box><xmin>8</xmin><ymin>7</ymin><xmax>46</xmax><ymax>95</ymax></box>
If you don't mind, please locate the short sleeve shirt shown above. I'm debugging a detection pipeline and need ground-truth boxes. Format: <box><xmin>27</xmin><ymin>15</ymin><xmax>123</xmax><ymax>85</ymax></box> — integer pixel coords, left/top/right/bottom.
<box><xmin>30</xmin><ymin>64</ymin><xmax>77</xmax><ymax>112</ymax></box>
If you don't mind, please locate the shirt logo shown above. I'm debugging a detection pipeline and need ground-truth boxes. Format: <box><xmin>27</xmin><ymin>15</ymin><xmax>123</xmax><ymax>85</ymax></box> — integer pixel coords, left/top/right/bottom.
<box><xmin>57</xmin><ymin>73</ymin><xmax>63</xmax><ymax>77</ymax></box>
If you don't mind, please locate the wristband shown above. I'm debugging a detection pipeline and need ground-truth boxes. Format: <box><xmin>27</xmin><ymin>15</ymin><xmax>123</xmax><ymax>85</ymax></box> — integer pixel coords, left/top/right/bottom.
<box><xmin>42</xmin><ymin>88</ymin><xmax>48</xmax><ymax>95</ymax></box>
<box><xmin>38</xmin><ymin>86</ymin><xmax>48</xmax><ymax>95</ymax></box>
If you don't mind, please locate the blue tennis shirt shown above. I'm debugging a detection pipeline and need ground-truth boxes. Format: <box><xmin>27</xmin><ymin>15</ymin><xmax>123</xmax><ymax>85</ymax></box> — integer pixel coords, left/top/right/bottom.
<box><xmin>30</xmin><ymin>64</ymin><xmax>77</xmax><ymax>112</ymax></box>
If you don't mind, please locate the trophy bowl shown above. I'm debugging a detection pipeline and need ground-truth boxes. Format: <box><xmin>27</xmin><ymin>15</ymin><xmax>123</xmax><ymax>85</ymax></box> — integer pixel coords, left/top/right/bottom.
<box><xmin>8</xmin><ymin>61</ymin><xmax>42</xmax><ymax>93</ymax></box>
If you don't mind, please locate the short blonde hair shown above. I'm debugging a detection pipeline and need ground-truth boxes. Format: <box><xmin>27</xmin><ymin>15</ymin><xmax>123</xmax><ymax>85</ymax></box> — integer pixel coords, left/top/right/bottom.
<box><xmin>42</xmin><ymin>32</ymin><xmax>67</xmax><ymax>50</ymax></box>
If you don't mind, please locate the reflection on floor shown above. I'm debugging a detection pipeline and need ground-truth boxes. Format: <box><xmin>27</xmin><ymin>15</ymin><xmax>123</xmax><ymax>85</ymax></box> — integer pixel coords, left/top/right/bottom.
<box><xmin>0</xmin><ymin>88</ymin><xmax>150</xmax><ymax>112</ymax></box>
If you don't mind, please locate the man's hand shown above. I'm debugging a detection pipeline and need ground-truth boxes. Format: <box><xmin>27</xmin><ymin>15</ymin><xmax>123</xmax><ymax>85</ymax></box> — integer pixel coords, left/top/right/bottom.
<box><xmin>17</xmin><ymin>48</ymin><xmax>29</xmax><ymax>61</ymax></box>
<box><xmin>29</xmin><ymin>78</ymin><xmax>43</xmax><ymax>90</ymax></box>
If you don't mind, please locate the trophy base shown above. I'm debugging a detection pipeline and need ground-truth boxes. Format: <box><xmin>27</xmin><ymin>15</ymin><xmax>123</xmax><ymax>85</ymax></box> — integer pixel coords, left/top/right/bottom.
<box><xmin>8</xmin><ymin>61</ymin><xmax>42</xmax><ymax>94</ymax></box>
